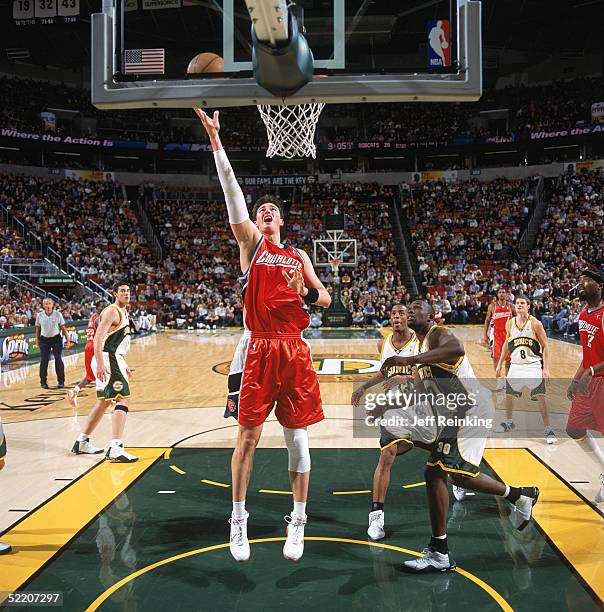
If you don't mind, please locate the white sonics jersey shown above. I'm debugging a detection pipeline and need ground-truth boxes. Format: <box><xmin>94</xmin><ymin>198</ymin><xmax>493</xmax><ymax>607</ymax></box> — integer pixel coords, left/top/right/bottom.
<box><xmin>508</xmin><ymin>316</ymin><xmax>542</xmax><ymax>366</ymax></box>
<box><xmin>380</xmin><ymin>332</ymin><xmax>419</xmax><ymax>376</ymax></box>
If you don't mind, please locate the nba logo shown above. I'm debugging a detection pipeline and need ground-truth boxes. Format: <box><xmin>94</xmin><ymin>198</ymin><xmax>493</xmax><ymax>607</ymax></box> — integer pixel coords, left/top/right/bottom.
<box><xmin>428</xmin><ymin>20</ymin><xmax>451</xmax><ymax>68</ymax></box>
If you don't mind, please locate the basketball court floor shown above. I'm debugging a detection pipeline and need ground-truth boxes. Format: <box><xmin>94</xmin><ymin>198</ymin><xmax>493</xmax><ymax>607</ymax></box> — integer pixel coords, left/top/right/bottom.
<box><xmin>1</xmin><ymin>328</ymin><xmax>603</xmax><ymax>610</ymax></box>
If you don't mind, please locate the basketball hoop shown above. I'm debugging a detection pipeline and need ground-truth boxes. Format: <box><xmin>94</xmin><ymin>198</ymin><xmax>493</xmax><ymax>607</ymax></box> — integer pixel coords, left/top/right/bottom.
<box><xmin>257</xmin><ymin>102</ymin><xmax>325</xmax><ymax>159</ymax></box>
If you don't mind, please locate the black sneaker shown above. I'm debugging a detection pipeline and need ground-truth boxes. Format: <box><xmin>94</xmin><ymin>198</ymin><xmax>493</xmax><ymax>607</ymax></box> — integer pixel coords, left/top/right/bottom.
<box><xmin>41</xmin><ymin>382</ymin><xmax>49</xmax><ymax>389</ymax></box>
<box><xmin>497</xmin><ymin>421</ymin><xmax>516</xmax><ymax>434</ymax></box>
<box><xmin>57</xmin><ymin>384</ymin><xmax>65</xmax><ymax>389</ymax></box>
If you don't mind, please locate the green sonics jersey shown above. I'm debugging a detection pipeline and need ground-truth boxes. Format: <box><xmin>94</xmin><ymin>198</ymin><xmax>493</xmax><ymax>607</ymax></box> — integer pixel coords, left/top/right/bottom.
<box><xmin>507</xmin><ymin>316</ymin><xmax>542</xmax><ymax>366</ymax></box>
<box><xmin>416</xmin><ymin>325</ymin><xmax>480</xmax><ymax>402</ymax></box>
<box><xmin>103</xmin><ymin>305</ymin><xmax>131</xmax><ymax>355</ymax></box>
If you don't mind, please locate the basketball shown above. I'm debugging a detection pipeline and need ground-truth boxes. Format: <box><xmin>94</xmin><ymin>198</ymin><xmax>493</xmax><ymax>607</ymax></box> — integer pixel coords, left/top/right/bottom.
<box><xmin>187</xmin><ymin>52</ymin><xmax>224</xmax><ymax>74</ymax></box>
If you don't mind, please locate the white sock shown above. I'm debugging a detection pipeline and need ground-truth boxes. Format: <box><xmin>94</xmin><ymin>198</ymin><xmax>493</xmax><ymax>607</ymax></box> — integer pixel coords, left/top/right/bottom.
<box><xmin>232</xmin><ymin>500</ymin><xmax>246</xmax><ymax>519</ymax></box>
<box><xmin>576</xmin><ymin>433</ymin><xmax>604</xmax><ymax>471</ymax></box>
<box><xmin>503</xmin><ymin>485</ymin><xmax>510</xmax><ymax>498</ymax></box>
<box><xmin>434</xmin><ymin>534</ymin><xmax>447</xmax><ymax>539</ymax></box>
<box><xmin>110</xmin><ymin>439</ymin><xmax>123</xmax><ymax>447</ymax></box>
<box><xmin>73</xmin><ymin>385</ymin><xmax>81</xmax><ymax>394</ymax></box>
<box><xmin>77</xmin><ymin>433</ymin><xmax>88</xmax><ymax>442</ymax></box>
<box><xmin>293</xmin><ymin>501</ymin><xmax>306</xmax><ymax>519</ymax></box>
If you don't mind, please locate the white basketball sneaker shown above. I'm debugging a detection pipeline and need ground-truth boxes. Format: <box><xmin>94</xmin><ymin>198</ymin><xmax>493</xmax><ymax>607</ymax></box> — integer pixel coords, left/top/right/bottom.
<box><xmin>71</xmin><ymin>438</ymin><xmax>103</xmax><ymax>455</ymax></box>
<box><xmin>106</xmin><ymin>443</ymin><xmax>138</xmax><ymax>463</ymax></box>
<box><xmin>544</xmin><ymin>429</ymin><xmax>557</xmax><ymax>445</ymax></box>
<box><xmin>451</xmin><ymin>485</ymin><xmax>467</xmax><ymax>502</ymax></box>
<box><xmin>283</xmin><ymin>514</ymin><xmax>306</xmax><ymax>561</ymax></box>
<box><xmin>228</xmin><ymin>512</ymin><xmax>250</xmax><ymax>562</ymax></box>
<box><xmin>367</xmin><ymin>510</ymin><xmax>385</xmax><ymax>541</ymax></box>
<box><xmin>595</xmin><ymin>474</ymin><xmax>604</xmax><ymax>504</ymax></box>
<box><xmin>403</xmin><ymin>548</ymin><xmax>456</xmax><ymax>573</ymax></box>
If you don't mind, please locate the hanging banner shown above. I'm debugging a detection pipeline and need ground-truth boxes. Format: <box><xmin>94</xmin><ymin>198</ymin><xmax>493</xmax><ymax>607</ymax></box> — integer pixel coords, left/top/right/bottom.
<box><xmin>142</xmin><ymin>0</ymin><xmax>180</xmax><ymax>9</ymax></box>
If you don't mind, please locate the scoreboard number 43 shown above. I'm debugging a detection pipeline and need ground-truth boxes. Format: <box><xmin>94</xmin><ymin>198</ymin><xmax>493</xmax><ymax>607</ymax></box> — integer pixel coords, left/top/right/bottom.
<box><xmin>13</xmin><ymin>0</ymin><xmax>79</xmax><ymax>19</ymax></box>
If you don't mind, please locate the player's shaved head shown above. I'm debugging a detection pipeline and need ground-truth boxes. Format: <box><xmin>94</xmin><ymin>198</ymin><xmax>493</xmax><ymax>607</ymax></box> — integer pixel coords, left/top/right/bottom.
<box><xmin>407</xmin><ymin>299</ymin><xmax>435</xmax><ymax>332</ymax></box>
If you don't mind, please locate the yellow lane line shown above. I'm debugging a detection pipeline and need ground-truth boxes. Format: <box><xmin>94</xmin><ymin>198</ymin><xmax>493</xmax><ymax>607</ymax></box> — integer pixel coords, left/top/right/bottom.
<box><xmin>201</xmin><ymin>479</ymin><xmax>230</xmax><ymax>488</ymax></box>
<box><xmin>484</xmin><ymin>448</ymin><xmax>604</xmax><ymax>604</ymax></box>
<box><xmin>332</xmin><ymin>490</ymin><xmax>371</xmax><ymax>495</ymax></box>
<box><xmin>258</xmin><ymin>489</ymin><xmax>292</xmax><ymax>495</ymax></box>
<box><xmin>169</xmin><ymin>465</ymin><xmax>186</xmax><ymax>475</ymax></box>
<box><xmin>402</xmin><ymin>481</ymin><xmax>425</xmax><ymax>489</ymax></box>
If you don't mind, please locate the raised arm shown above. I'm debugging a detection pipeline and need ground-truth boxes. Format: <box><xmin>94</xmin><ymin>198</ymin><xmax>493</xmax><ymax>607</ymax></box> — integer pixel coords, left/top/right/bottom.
<box><xmin>194</xmin><ymin>109</ymin><xmax>261</xmax><ymax>267</ymax></box>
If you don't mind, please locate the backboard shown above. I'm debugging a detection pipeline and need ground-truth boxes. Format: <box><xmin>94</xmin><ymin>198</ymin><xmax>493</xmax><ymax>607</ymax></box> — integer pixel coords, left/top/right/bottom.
<box><xmin>92</xmin><ymin>0</ymin><xmax>482</xmax><ymax>110</ymax></box>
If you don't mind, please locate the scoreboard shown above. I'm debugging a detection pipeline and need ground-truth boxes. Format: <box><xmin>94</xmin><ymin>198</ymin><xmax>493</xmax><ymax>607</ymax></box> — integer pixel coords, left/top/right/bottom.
<box><xmin>13</xmin><ymin>0</ymin><xmax>79</xmax><ymax>24</ymax></box>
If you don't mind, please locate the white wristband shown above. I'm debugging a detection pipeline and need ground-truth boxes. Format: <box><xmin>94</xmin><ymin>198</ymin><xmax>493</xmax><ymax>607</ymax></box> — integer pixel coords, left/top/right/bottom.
<box><xmin>590</xmin><ymin>366</ymin><xmax>595</xmax><ymax>377</ymax></box>
<box><xmin>213</xmin><ymin>148</ymin><xmax>249</xmax><ymax>225</ymax></box>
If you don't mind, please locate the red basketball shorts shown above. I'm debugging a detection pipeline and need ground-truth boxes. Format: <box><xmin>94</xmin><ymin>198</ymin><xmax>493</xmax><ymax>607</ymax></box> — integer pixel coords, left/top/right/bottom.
<box><xmin>567</xmin><ymin>376</ymin><xmax>604</xmax><ymax>434</ymax></box>
<box><xmin>238</xmin><ymin>332</ymin><xmax>324</xmax><ymax>428</ymax></box>
<box><xmin>84</xmin><ymin>343</ymin><xmax>95</xmax><ymax>382</ymax></box>
<box><xmin>492</xmin><ymin>331</ymin><xmax>510</xmax><ymax>361</ymax></box>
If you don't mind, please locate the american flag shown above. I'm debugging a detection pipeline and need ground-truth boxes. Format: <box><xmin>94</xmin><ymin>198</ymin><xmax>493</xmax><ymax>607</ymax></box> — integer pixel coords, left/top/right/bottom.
<box><xmin>124</xmin><ymin>49</ymin><xmax>165</xmax><ymax>74</ymax></box>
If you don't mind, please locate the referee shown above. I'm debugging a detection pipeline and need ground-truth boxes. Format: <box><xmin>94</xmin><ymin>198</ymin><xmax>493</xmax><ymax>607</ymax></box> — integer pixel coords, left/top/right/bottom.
<box><xmin>35</xmin><ymin>298</ymin><xmax>68</xmax><ymax>389</ymax></box>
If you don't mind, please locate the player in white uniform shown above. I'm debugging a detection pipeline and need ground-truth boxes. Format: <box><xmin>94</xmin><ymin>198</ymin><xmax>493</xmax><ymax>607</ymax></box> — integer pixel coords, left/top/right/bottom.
<box><xmin>352</xmin><ymin>304</ymin><xmax>419</xmax><ymax>540</ymax></box>
<box><xmin>496</xmin><ymin>295</ymin><xmax>556</xmax><ymax>444</ymax></box>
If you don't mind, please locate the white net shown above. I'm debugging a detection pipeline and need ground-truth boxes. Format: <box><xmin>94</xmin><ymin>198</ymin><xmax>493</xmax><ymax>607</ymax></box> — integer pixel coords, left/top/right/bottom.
<box><xmin>257</xmin><ymin>102</ymin><xmax>325</xmax><ymax>159</ymax></box>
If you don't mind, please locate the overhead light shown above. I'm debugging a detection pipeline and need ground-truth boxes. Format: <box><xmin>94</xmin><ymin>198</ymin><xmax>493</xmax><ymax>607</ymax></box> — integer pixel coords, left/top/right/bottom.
<box><xmin>53</xmin><ymin>151</ymin><xmax>80</xmax><ymax>156</ymax></box>
<box><xmin>0</xmin><ymin>146</ymin><xmax>20</xmax><ymax>151</ymax></box>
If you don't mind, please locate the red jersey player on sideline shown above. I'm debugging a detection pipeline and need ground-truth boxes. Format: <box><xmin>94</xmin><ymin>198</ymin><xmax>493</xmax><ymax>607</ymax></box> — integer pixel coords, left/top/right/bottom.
<box><xmin>566</xmin><ymin>269</ymin><xmax>604</xmax><ymax>504</ymax></box>
<box><xmin>66</xmin><ymin>303</ymin><xmax>106</xmax><ymax>408</ymax></box>
<box><xmin>195</xmin><ymin>108</ymin><xmax>331</xmax><ymax>563</ymax></box>
<box><xmin>484</xmin><ymin>287</ymin><xmax>515</xmax><ymax>391</ymax></box>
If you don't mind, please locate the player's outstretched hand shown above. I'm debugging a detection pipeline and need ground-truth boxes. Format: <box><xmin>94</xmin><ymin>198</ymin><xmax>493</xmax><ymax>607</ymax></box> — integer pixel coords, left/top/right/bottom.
<box><xmin>282</xmin><ymin>269</ymin><xmax>305</xmax><ymax>295</ymax></box>
<box><xmin>194</xmin><ymin>108</ymin><xmax>220</xmax><ymax>138</ymax></box>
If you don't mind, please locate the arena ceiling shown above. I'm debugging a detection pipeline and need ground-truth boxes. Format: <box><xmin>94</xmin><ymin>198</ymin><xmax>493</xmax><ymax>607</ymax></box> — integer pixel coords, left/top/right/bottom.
<box><xmin>1</xmin><ymin>0</ymin><xmax>601</xmax><ymax>84</ymax></box>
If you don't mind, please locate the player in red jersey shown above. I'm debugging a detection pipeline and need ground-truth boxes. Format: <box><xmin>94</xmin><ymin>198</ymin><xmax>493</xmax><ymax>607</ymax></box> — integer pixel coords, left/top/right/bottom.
<box><xmin>196</xmin><ymin>108</ymin><xmax>331</xmax><ymax>562</ymax></box>
<box><xmin>566</xmin><ymin>269</ymin><xmax>604</xmax><ymax>504</ymax></box>
<box><xmin>66</xmin><ymin>303</ymin><xmax>106</xmax><ymax>410</ymax></box>
<box><xmin>484</xmin><ymin>287</ymin><xmax>515</xmax><ymax>392</ymax></box>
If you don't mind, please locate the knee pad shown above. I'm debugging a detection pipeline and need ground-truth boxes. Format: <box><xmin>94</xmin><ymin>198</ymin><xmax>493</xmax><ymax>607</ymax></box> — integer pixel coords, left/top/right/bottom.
<box><xmin>283</xmin><ymin>427</ymin><xmax>311</xmax><ymax>473</ymax></box>
<box><xmin>114</xmin><ymin>404</ymin><xmax>129</xmax><ymax>414</ymax></box>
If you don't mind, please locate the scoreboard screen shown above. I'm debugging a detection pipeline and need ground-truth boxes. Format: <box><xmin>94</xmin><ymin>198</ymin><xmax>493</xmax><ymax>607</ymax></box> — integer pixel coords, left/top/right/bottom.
<box><xmin>13</xmin><ymin>0</ymin><xmax>79</xmax><ymax>23</ymax></box>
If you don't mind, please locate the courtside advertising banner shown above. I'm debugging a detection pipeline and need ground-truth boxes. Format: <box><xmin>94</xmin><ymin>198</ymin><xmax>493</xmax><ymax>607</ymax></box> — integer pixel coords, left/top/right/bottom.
<box><xmin>428</xmin><ymin>19</ymin><xmax>451</xmax><ymax>68</ymax></box>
